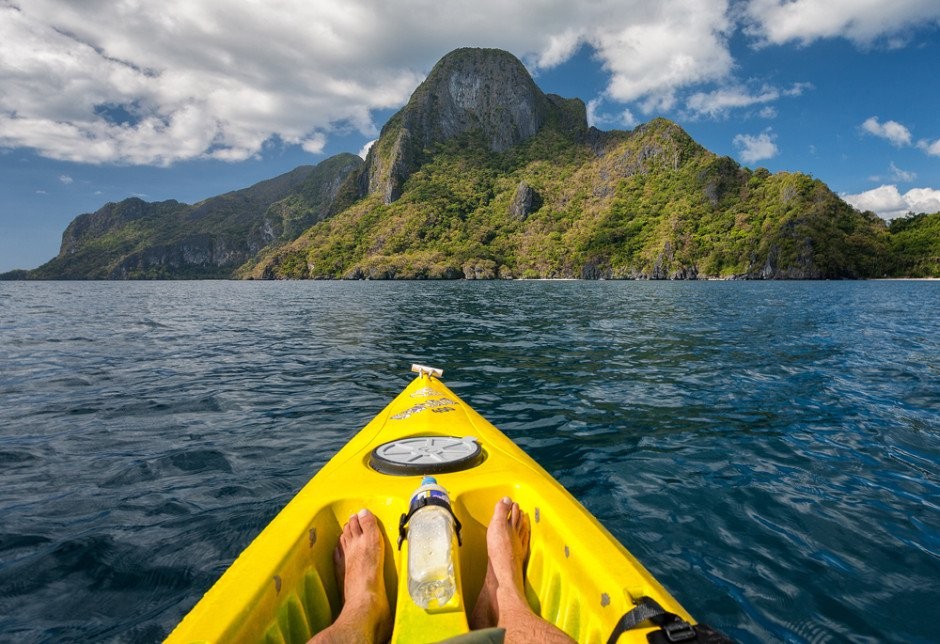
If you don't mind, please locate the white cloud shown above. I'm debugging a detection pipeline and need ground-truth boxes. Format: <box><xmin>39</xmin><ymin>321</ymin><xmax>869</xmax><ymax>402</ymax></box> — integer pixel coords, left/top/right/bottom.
<box><xmin>733</xmin><ymin>131</ymin><xmax>779</xmax><ymax>163</ymax></box>
<box><xmin>861</xmin><ymin>117</ymin><xmax>913</xmax><ymax>147</ymax></box>
<box><xmin>783</xmin><ymin>83</ymin><xmax>814</xmax><ymax>97</ymax></box>
<box><xmin>688</xmin><ymin>86</ymin><xmax>778</xmax><ymax>118</ymax></box>
<box><xmin>686</xmin><ymin>82</ymin><xmax>810</xmax><ymax>118</ymax></box>
<box><xmin>58</xmin><ymin>174</ymin><xmax>73</xmax><ymax>184</ymax></box>
<box><xmin>621</xmin><ymin>109</ymin><xmax>640</xmax><ymax>129</ymax></box>
<box><xmin>300</xmin><ymin>133</ymin><xmax>327</xmax><ymax>155</ymax></box>
<box><xmin>744</xmin><ymin>0</ymin><xmax>940</xmax><ymax>47</ymax></box>
<box><xmin>903</xmin><ymin>187</ymin><xmax>940</xmax><ymax>215</ymax></box>
<box><xmin>918</xmin><ymin>138</ymin><xmax>940</xmax><ymax>156</ymax></box>
<box><xmin>842</xmin><ymin>185</ymin><xmax>906</xmax><ymax>217</ymax></box>
<box><xmin>0</xmin><ymin>0</ymin><xmax>738</xmax><ymax>165</ymax></box>
<box><xmin>591</xmin><ymin>1</ymin><xmax>734</xmax><ymax>109</ymax></box>
<box><xmin>860</xmin><ymin>118</ymin><xmax>940</xmax><ymax>159</ymax></box>
<box><xmin>1</xmin><ymin>0</ymin><xmax>428</xmax><ymax>165</ymax></box>
<box><xmin>358</xmin><ymin>139</ymin><xmax>376</xmax><ymax>160</ymax></box>
<box><xmin>869</xmin><ymin>162</ymin><xmax>917</xmax><ymax>183</ymax></box>
<box><xmin>842</xmin><ymin>184</ymin><xmax>940</xmax><ymax>219</ymax></box>
<box><xmin>537</xmin><ymin>29</ymin><xmax>584</xmax><ymax>68</ymax></box>
<box><xmin>5</xmin><ymin>0</ymin><xmax>932</xmax><ymax>169</ymax></box>
<box><xmin>586</xmin><ymin>98</ymin><xmax>638</xmax><ymax>129</ymax></box>
<box><xmin>889</xmin><ymin>162</ymin><xmax>916</xmax><ymax>183</ymax></box>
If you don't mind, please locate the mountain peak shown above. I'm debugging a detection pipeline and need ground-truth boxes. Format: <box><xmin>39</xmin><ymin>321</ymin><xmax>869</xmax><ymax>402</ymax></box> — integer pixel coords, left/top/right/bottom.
<box><xmin>361</xmin><ymin>47</ymin><xmax>578</xmax><ymax>203</ymax></box>
<box><xmin>416</xmin><ymin>47</ymin><xmax>549</xmax><ymax>151</ymax></box>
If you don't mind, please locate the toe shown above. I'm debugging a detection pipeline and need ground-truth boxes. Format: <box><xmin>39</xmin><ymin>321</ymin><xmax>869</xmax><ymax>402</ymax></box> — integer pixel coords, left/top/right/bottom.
<box><xmin>357</xmin><ymin>508</ymin><xmax>377</xmax><ymax>535</ymax></box>
<box><xmin>494</xmin><ymin>497</ymin><xmax>512</xmax><ymax>521</ymax></box>
<box><xmin>348</xmin><ymin>512</ymin><xmax>363</xmax><ymax>537</ymax></box>
<box><xmin>510</xmin><ymin>502</ymin><xmax>521</xmax><ymax>528</ymax></box>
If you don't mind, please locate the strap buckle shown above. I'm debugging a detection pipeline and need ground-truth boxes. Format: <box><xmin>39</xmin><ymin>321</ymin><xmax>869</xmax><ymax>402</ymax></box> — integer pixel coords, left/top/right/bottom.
<box><xmin>606</xmin><ymin>596</ymin><xmax>714</xmax><ymax>644</ymax></box>
<box><xmin>662</xmin><ymin>619</ymin><xmax>697</xmax><ymax>642</ymax></box>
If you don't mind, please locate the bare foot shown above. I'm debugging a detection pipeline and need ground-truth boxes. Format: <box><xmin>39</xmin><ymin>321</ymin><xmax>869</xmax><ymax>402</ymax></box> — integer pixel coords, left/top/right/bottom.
<box><xmin>470</xmin><ymin>497</ymin><xmax>529</xmax><ymax>629</ymax></box>
<box><xmin>485</xmin><ymin>497</ymin><xmax>574</xmax><ymax>644</ymax></box>
<box><xmin>309</xmin><ymin>509</ymin><xmax>391</xmax><ymax>644</ymax></box>
<box><xmin>488</xmin><ymin>496</ymin><xmax>530</xmax><ymax>609</ymax></box>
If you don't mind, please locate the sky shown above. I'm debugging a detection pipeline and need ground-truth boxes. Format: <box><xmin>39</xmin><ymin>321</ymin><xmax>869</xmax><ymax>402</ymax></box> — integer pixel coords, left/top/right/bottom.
<box><xmin>2</xmin><ymin>0</ymin><xmax>939</xmax><ymax>273</ymax></box>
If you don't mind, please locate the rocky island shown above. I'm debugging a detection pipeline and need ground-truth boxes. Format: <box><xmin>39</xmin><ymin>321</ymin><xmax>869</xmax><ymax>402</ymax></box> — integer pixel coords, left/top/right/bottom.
<box><xmin>4</xmin><ymin>48</ymin><xmax>938</xmax><ymax>280</ymax></box>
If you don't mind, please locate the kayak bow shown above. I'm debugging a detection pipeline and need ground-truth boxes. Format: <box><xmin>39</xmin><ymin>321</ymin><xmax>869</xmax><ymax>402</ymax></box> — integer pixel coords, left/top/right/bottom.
<box><xmin>167</xmin><ymin>365</ymin><xmax>693</xmax><ymax>643</ymax></box>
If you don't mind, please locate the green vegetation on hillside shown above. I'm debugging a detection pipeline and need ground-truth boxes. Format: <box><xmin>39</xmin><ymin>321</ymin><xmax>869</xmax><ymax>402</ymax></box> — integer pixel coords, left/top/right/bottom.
<box><xmin>28</xmin><ymin>199</ymin><xmax>196</xmax><ymax>279</ymax></box>
<box><xmin>7</xmin><ymin>45</ymin><xmax>934</xmax><ymax>281</ymax></box>
<box><xmin>248</xmin><ymin>119</ymin><xmax>891</xmax><ymax>280</ymax></box>
<box><xmin>18</xmin><ymin>163</ymin><xmax>355</xmax><ymax>279</ymax></box>
<box><xmin>887</xmin><ymin>212</ymin><xmax>940</xmax><ymax>277</ymax></box>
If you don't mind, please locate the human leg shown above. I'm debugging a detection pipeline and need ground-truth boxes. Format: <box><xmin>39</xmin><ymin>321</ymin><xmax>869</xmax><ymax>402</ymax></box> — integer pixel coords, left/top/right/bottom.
<box><xmin>468</xmin><ymin>548</ymin><xmax>499</xmax><ymax>629</ymax></box>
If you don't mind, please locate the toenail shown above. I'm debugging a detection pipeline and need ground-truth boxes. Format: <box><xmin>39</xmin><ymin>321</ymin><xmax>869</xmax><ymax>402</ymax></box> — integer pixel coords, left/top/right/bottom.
<box><xmin>502</xmin><ymin>496</ymin><xmax>511</xmax><ymax>504</ymax></box>
<box><xmin>357</xmin><ymin>508</ymin><xmax>370</xmax><ymax>518</ymax></box>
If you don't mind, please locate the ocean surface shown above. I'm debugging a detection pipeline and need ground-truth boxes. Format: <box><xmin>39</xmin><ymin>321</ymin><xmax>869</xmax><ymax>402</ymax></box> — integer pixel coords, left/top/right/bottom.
<box><xmin>0</xmin><ymin>280</ymin><xmax>937</xmax><ymax>643</ymax></box>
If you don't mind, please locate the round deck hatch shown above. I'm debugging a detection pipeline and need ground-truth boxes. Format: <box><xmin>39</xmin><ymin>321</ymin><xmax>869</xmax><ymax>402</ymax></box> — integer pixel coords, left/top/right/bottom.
<box><xmin>370</xmin><ymin>436</ymin><xmax>484</xmax><ymax>475</ymax></box>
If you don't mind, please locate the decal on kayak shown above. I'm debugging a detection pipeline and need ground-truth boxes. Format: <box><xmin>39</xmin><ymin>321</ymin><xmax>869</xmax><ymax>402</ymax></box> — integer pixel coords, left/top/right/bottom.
<box><xmin>391</xmin><ymin>397</ymin><xmax>457</xmax><ymax>420</ymax></box>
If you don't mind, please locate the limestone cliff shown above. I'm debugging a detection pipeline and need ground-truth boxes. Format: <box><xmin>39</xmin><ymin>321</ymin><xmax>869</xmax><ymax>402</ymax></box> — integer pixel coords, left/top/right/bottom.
<box><xmin>248</xmin><ymin>153</ymin><xmax>363</xmax><ymax>249</ymax></box>
<box><xmin>25</xmin><ymin>157</ymin><xmax>360</xmax><ymax>279</ymax></box>
<box><xmin>359</xmin><ymin>47</ymin><xmax>585</xmax><ymax>203</ymax></box>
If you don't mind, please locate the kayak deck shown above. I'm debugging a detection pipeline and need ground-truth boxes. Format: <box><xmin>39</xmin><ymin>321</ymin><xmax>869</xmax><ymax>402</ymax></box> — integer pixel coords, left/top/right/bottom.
<box><xmin>167</xmin><ymin>370</ymin><xmax>692</xmax><ymax>643</ymax></box>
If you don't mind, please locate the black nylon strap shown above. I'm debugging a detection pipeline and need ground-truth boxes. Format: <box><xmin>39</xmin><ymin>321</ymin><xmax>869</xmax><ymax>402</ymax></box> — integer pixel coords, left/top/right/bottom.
<box><xmin>607</xmin><ymin>596</ymin><xmax>668</xmax><ymax>636</ymax></box>
<box><xmin>607</xmin><ymin>596</ymin><xmax>697</xmax><ymax>644</ymax></box>
<box><xmin>607</xmin><ymin>596</ymin><xmax>735</xmax><ymax>644</ymax></box>
<box><xmin>397</xmin><ymin>496</ymin><xmax>463</xmax><ymax>550</ymax></box>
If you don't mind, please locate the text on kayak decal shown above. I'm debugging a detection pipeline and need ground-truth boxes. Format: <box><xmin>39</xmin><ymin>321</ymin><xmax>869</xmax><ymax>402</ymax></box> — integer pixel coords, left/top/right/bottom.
<box><xmin>391</xmin><ymin>397</ymin><xmax>457</xmax><ymax>420</ymax></box>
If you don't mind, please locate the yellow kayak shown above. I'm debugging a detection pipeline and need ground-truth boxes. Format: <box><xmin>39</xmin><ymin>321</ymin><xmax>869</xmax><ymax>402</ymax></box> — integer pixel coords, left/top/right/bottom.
<box><xmin>167</xmin><ymin>366</ymin><xmax>696</xmax><ymax>643</ymax></box>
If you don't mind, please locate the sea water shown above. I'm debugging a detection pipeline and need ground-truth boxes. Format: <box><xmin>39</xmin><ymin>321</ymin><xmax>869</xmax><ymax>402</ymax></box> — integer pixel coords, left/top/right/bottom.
<box><xmin>0</xmin><ymin>280</ymin><xmax>937</xmax><ymax>642</ymax></box>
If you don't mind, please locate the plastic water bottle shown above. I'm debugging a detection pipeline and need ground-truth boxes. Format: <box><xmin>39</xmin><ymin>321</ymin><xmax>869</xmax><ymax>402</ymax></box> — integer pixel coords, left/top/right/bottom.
<box><xmin>406</xmin><ymin>476</ymin><xmax>457</xmax><ymax>609</ymax></box>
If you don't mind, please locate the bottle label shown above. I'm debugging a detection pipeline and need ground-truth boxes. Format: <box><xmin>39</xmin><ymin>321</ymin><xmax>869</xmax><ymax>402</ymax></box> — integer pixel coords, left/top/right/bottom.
<box><xmin>410</xmin><ymin>488</ymin><xmax>449</xmax><ymax>512</ymax></box>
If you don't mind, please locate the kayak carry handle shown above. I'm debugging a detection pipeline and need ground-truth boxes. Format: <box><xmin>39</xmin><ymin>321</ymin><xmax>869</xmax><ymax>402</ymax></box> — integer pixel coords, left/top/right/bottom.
<box><xmin>411</xmin><ymin>364</ymin><xmax>444</xmax><ymax>378</ymax></box>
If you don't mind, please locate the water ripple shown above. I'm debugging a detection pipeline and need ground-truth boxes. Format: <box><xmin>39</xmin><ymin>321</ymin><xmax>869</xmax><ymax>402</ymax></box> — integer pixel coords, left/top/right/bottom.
<box><xmin>0</xmin><ymin>280</ymin><xmax>937</xmax><ymax>642</ymax></box>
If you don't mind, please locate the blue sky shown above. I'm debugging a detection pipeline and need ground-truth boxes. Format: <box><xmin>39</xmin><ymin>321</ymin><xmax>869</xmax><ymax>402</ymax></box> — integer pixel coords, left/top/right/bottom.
<box><xmin>2</xmin><ymin>0</ymin><xmax>939</xmax><ymax>273</ymax></box>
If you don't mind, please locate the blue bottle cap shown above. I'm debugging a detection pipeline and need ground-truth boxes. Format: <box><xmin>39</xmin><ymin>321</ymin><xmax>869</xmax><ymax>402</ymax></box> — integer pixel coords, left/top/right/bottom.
<box><xmin>421</xmin><ymin>476</ymin><xmax>438</xmax><ymax>485</ymax></box>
